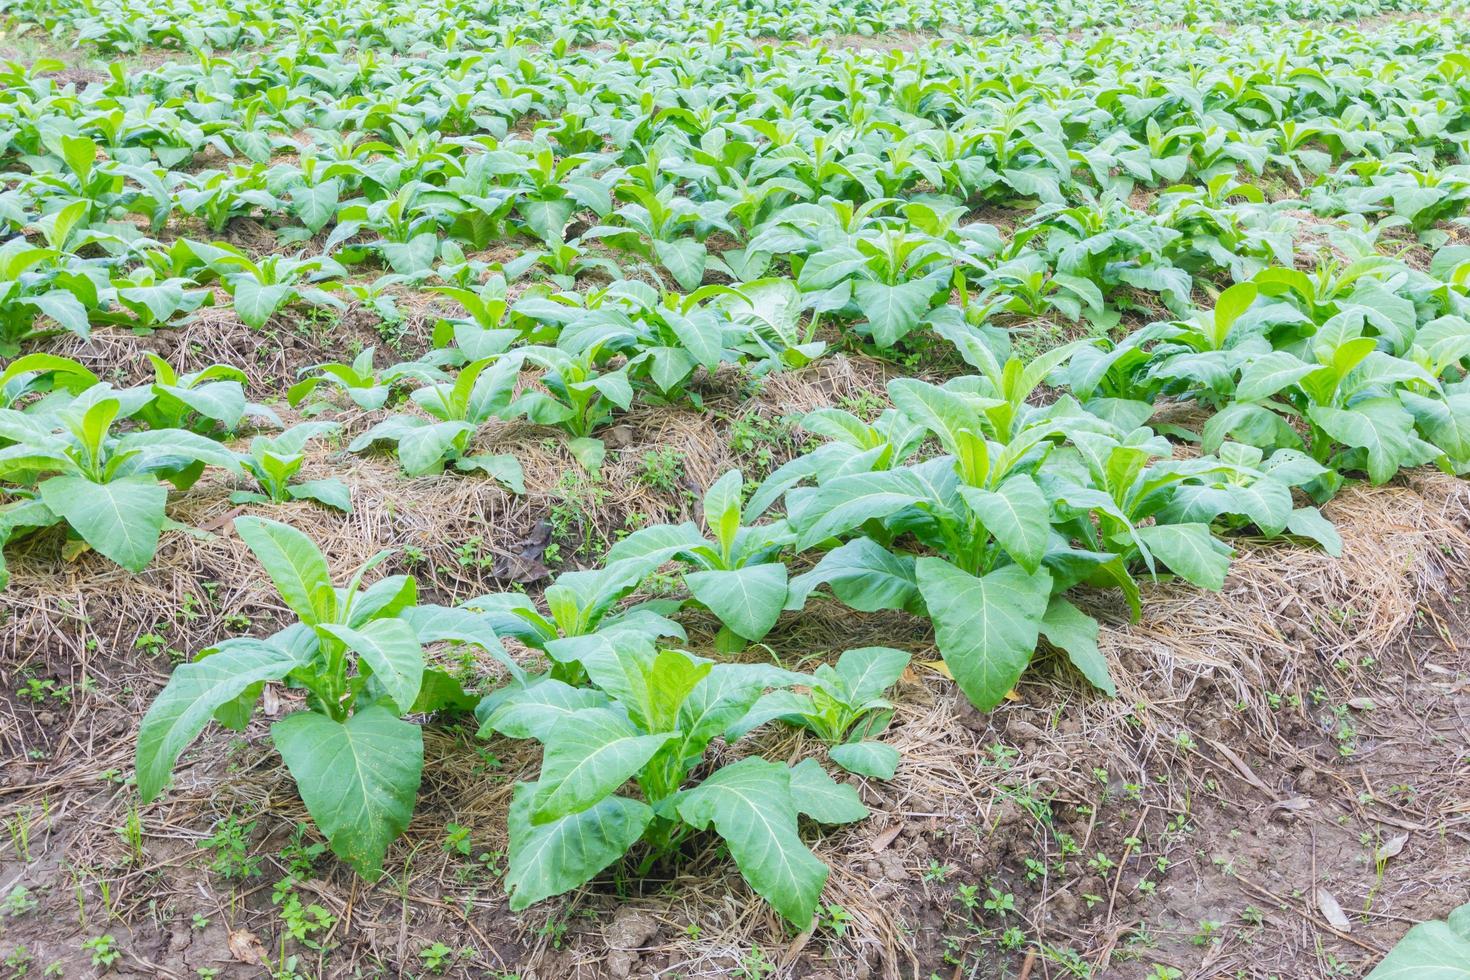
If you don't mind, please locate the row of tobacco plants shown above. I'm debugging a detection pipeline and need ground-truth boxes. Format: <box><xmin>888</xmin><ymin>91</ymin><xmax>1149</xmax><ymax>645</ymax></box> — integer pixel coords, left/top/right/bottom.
<box><xmin>0</xmin><ymin>0</ymin><xmax>1468</xmax><ymax>945</ymax></box>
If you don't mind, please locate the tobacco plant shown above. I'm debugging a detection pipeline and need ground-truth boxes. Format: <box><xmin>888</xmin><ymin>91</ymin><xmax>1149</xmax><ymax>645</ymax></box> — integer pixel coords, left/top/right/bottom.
<box><xmin>136</xmin><ymin>517</ymin><xmax>516</xmax><ymax>877</ymax></box>
<box><xmin>477</xmin><ymin>633</ymin><xmax>867</xmax><ymax>928</ymax></box>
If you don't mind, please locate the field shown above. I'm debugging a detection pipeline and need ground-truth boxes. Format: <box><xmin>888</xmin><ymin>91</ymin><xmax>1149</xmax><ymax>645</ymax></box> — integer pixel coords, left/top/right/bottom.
<box><xmin>2</xmin><ymin>0</ymin><xmax>1470</xmax><ymax>975</ymax></box>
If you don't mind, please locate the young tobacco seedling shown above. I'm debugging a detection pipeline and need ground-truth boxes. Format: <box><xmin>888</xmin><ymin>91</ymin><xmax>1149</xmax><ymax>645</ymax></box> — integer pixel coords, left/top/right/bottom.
<box><xmin>135</xmin><ymin>517</ymin><xmax>514</xmax><ymax>878</ymax></box>
<box><xmin>348</xmin><ymin>356</ymin><xmax>524</xmax><ymax>485</ymax></box>
<box><xmin>231</xmin><ymin>421</ymin><xmax>352</xmax><ymax>512</ymax></box>
<box><xmin>603</xmin><ymin>468</ymin><xmax>792</xmax><ymax>647</ymax></box>
<box><xmin>477</xmin><ymin>633</ymin><xmax>866</xmax><ymax>928</ymax></box>
<box><xmin>0</xmin><ymin>387</ymin><xmax>242</xmax><ymax>581</ymax></box>
<box><xmin>287</xmin><ymin>347</ymin><xmax>447</xmax><ymax>412</ymax></box>
<box><xmin>133</xmin><ymin>353</ymin><xmax>278</xmax><ymax>436</ymax></box>
<box><xmin>729</xmin><ymin>646</ymin><xmax>909</xmax><ymax>779</ymax></box>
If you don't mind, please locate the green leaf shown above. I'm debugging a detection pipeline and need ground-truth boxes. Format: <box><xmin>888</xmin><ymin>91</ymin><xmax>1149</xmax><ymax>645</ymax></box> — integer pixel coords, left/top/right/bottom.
<box><xmin>785</xmin><ymin>538</ymin><xmax>918</xmax><ymax>613</ymax></box>
<box><xmin>38</xmin><ymin>475</ymin><xmax>167</xmax><ymax>572</ymax></box>
<box><xmin>289</xmin><ymin>180</ymin><xmax>340</xmax><ymax>234</ymax></box>
<box><xmin>959</xmin><ymin>474</ymin><xmax>1050</xmax><ymax>573</ymax></box>
<box><xmin>29</xmin><ymin>291</ymin><xmax>91</xmax><ymax>339</ymax></box>
<box><xmin>789</xmin><ymin>758</ymin><xmax>871</xmax><ymax>818</ymax></box>
<box><xmin>833</xmin><ymin>646</ymin><xmax>911</xmax><ymax>703</ymax></box>
<box><xmin>1134</xmin><ymin>523</ymin><xmax>1232</xmax><ymax>590</ymax></box>
<box><xmin>60</xmin><ymin>134</ymin><xmax>97</xmax><ymax>184</ymax></box>
<box><xmin>476</xmin><ymin>679</ymin><xmax>608</xmax><ymax>740</ymax></box>
<box><xmin>234</xmin><ymin>516</ymin><xmax>336</xmax><ymax>625</ymax></box>
<box><xmin>1234</xmin><ymin>350</ymin><xmax>1316</xmax><ymax>403</ymax></box>
<box><xmin>409</xmin><ymin>668</ymin><xmax>478</xmax><ymax>714</ymax></box>
<box><xmin>381</xmin><ymin>233</ymin><xmax>438</xmax><ymax>275</ymax></box>
<box><xmin>685</xmin><ymin>564</ymin><xmax>788</xmax><ymax>641</ymax></box>
<box><xmin>675</xmin><ymin>757</ymin><xmax>829</xmax><ymax>929</ymax></box>
<box><xmin>530</xmin><ymin>708</ymin><xmax>675</xmax><ymax>821</ymax></box>
<box><xmin>287</xmin><ymin>477</ymin><xmax>354</xmax><ymax>512</ymax></box>
<box><xmin>680</xmin><ymin>663</ymin><xmax>791</xmax><ymax>752</ymax></box>
<box><xmin>317</xmin><ymin>620</ymin><xmax>424</xmax><ymax>714</ymax></box>
<box><xmin>1309</xmin><ymin>401</ymin><xmax>1414</xmax><ymax>485</ymax></box>
<box><xmin>854</xmin><ymin>279</ymin><xmax>935</xmax><ymax>348</ymax></box>
<box><xmin>1366</xmin><ymin>902</ymin><xmax>1470</xmax><ymax>979</ymax></box>
<box><xmin>454</xmin><ymin>454</ymin><xmax>525</xmax><ymax>493</ymax></box>
<box><xmin>789</xmin><ymin>468</ymin><xmax>932</xmax><ymax>550</ymax></box>
<box><xmin>702</xmin><ymin>469</ymin><xmax>743</xmax><ymax>561</ymax></box>
<box><xmin>271</xmin><ymin>705</ymin><xmax>423</xmax><ymax>880</ymax></box>
<box><xmin>156</xmin><ymin>381</ymin><xmax>246</xmax><ymax>429</ymax></box>
<box><xmin>828</xmin><ymin>742</ymin><xmax>900</xmax><ymax>780</ymax></box>
<box><xmin>887</xmin><ymin>378</ymin><xmax>989</xmax><ymax>457</ymax></box>
<box><xmin>654</xmin><ymin>237</ymin><xmax>708</xmax><ymax>292</ymax></box>
<box><xmin>505</xmin><ymin>783</ymin><xmax>652</xmax><ymax>911</ymax></box>
<box><xmin>1286</xmin><ymin>507</ymin><xmax>1343</xmax><ymax>557</ymax></box>
<box><xmin>914</xmin><ymin>557</ymin><xmax>1051</xmax><ymax>711</ymax></box>
<box><xmin>136</xmin><ymin>639</ymin><xmax>302</xmax><ymax>801</ymax></box>
<box><xmin>232</xmin><ymin>280</ymin><xmax>292</xmax><ymax>329</ymax></box>
<box><xmin>520</xmin><ymin>196</ymin><xmax>576</xmax><ymax>244</ymax></box>
<box><xmin>397</xmin><ymin>420</ymin><xmax>475</xmax><ymax>475</ymax></box>
<box><xmin>1039</xmin><ymin>597</ymin><xmax>1115</xmax><ymax>696</ymax></box>
<box><xmin>567</xmin><ymin>436</ymin><xmax>606</xmax><ymax>472</ymax></box>
<box><xmin>1211</xmin><ymin>281</ymin><xmax>1258</xmax><ymax>345</ymax></box>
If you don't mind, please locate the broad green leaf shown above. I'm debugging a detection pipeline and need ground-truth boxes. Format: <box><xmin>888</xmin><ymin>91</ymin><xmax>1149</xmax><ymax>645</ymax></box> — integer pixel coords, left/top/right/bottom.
<box><xmin>1211</xmin><ymin>281</ymin><xmax>1258</xmax><ymax>345</ymax></box>
<box><xmin>789</xmin><ymin>758</ymin><xmax>871</xmax><ymax>818</ymax></box>
<box><xmin>398</xmin><ymin>420</ymin><xmax>475</xmax><ymax>475</ymax></box>
<box><xmin>1309</xmin><ymin>401</ymin><xmax>1414</xmax><ymax>485</ymax></box>
<box><xmin>1134</xmin><ymin>523</ymin><xmax>1232</xmax><ymax>590</ymax></box>
<box><xmin>828</xmin><ymin>741</ymin><xmax>899</xmax><ymax>780</ymax></box>
<box><xmin>654</xmin><ymin>237</ymin><xmax>708</xmax><ymax>292</ymax></box>
<box><xmin>317</xmin><ymin>620</ymin><xmax>424</xmax><ymax>714</ymax></box>
<box><xmin>679</xmin><ymin>663</ymin><xmax>794</xmax><ymax>752</ymax></box>
<box><xmin>887</xmin><ymin>378</ymin><xmax>988</xmax><ymax>457</ymax></box>
<box><xmin>38</xmin><ymin>475</ymin><xmax>167</xmax><ymax>572</ymax></box>
<box><xmin>604</xmin><ymin>521</ymin><xmax>706</xmax><ymax>567</ymax></box>
<box><xmin>234</xmin><ymin>516</ymin><xmax>336</xmax><ymax>624</ymax></box>
<box><xmin>505</xmin><ymin>783</ymin><xmax>652</xmax><ymax>911</ymax></box>
<box><xmin>675</xmin><ymin>757</ymin><xmax>828</xmax><ymax>929</ymax></box>
<box><xmin>29</xmin><ymin>291</ymin><xmax>91</xmax><ymax>338</ymax></box>
<box><xmin>959</xmin><ymin>474</ymin><xmax>1050</xmax><ymax>572</ymax></box>
<box><xmin>914</xmin><ymin>557</ymin><xmax>1051</xmax><ymax>711</ymax></box>
<box><xmin>1039</xmin><ymin>597</ymin><xmax>1115</xmax><ymax>696</ymax></box>
<box><xmin>409</xmin><ymin>668</ymin><xmax>478</xmax><ymax>714</ymax></box>
<box><xmin>386</xmin><ymin>234</ymin><xmax>440</xmax><ymax>275</ymax></box>
<box><xmin>685</xmin><ymin>563</ymin><xmax>788</xmax><ymax>641</ymax></box>
<box><xmin>854</xmin><ymin>279</ymin><xmax>935</xmax><ymax>348</ymax></box>
<box><xmin>454</xmin><ymin>453</ymin><xmax>525</xmax><ymax>493</ymax></box>
<box><xmin>1366</xmin><ymin>902</ymin><xmax>1470</xmax><ymax>979</ymax></box>
<box><xmin>476</xmin><ymin>679</ymin><xmax>608</xmax><ymax>740</ymax></box>
<box><xmin>567</xmin><ymin>436</ymin><xmax>606</xmax><ymax>472</ymax></box>
<box><xmin>833</xmin><ymin>646</ymin><xmax>911</xmax><ymax>703</ymax></box>
<box><xmin>531</xmin><ymin>708</ymin><xmax>675</xmax><ymax>821</ymax></box>
<box><xmin>789</xmin><ymin>469</ymin><xmax>932</xmax><ymax>550</ymax></box>
<box><xmin>136</xmin><ymin>639</ymin><xmax>302</xmax><ymax>801</ymax></box>
<box><xmin>520</xmin><ymin>196</ymin><xmax>576</xmax><ymax>244</ymax></box>
<box><xmin>271</xmin><ymin>705</ymin><xmax>423</xmax><ymax>880</ymax></box>
<box><xmin>1234</xmin><ymin>351</ymin><xmax>1316</xmax><ymax>403</ymax></box>
<box><xmin>232</xmin><ymin>280</ymin><xmax>292</xmax><ymax>329</ymax></box>
<box><xmin>785</xmin><ymin>537</ymin><xmax>918</xmax><ymax>613</ymax></box>
<box><xmin>1286</xmin><ymin>507</ymin><xmax>1343</xmax><ymax>556</ymax></box>
<box><xmin>703</xmin><ymin>469</ymin><xmax>743</xmax><ymax>561</ymax></box>
<box><xmin>289</xmin><ymin>180</ymin><xmax>340</xmax><ymax>234</ymax></box>
<box><xmin>287</xmin><ymin>478</ymin><xmax>353</xmax><ymax>512</ymax></box>
<box><xmin>156</xmin><ymin>381</ymin><xmax>246</xmax><ymax>429</ymax></box>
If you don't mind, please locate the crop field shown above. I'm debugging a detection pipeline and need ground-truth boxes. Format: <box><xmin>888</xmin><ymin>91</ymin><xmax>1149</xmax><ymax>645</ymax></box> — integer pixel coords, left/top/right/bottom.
<box><xmin>3</xmin><ymin>0</ymin><xmax>1470</xmax><ymax>975</ymax></box>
